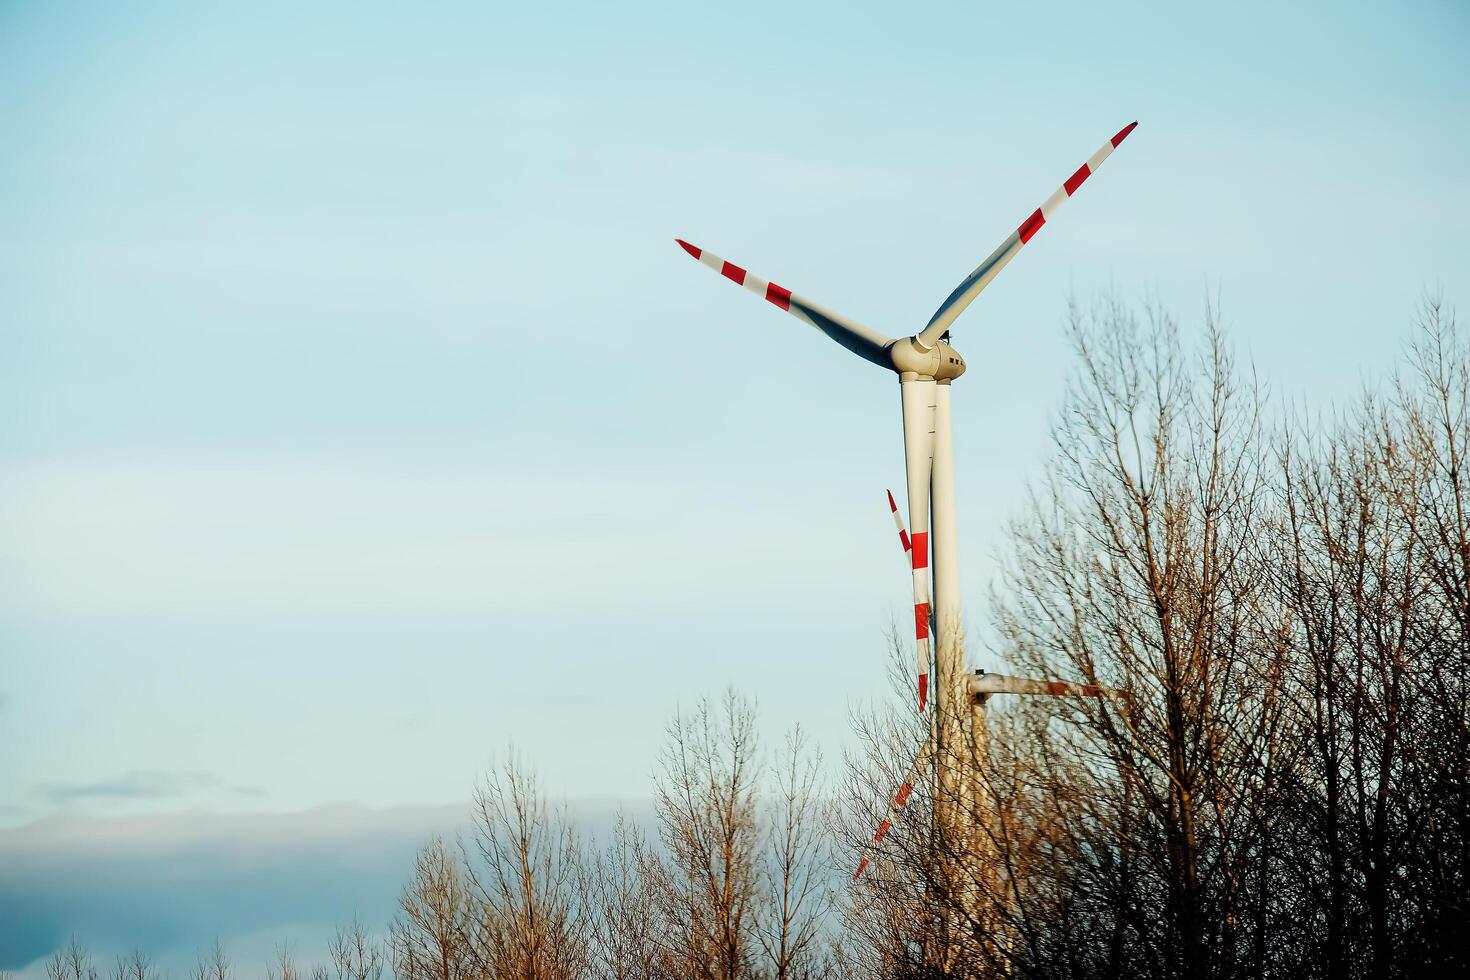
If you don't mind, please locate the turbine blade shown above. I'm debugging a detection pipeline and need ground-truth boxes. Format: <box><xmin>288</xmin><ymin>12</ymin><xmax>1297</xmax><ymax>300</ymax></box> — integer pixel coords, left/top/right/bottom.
<box><xmin>854</xmin><ymin>738</ymin><xmax>932</xmax><ymax>880</ymax></box>
<box><xmin>900</xmin><ymin>381</ymin><xmax>936</xmax><ymax>712</ymax></box>
<box><xmin>887</xmin><ymin>489</ymin><xmax>937</xmax><ymax>635</ymax></box>
<box><xmin>916</xmin><ymin>121</ymin><xmax>1139</xmax><ymax>348</ymax></box>
<box><xmin>886</xmin><ymin>489</ymin><xmax>912</xmax><ymax>566</ymax></box>
<box><xmin>969</xmin><ymin>672</ymin><xmax>1119</xmax><ymax>698</ymax></box>
<box><xmin>675</xmin><ymin>240</ymin><xmax>895</xmax><ymax>367</ymax></box>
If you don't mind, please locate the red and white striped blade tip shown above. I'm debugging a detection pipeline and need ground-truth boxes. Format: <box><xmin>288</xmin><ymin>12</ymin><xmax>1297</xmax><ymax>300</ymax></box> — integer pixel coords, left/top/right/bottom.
<box><xmin>853</xmin><ymin>857</ymin><xmax>869</xmax><ymax>880</ymax></box>
<box><xmin>886</xmin><ymin>489</ymin><xmax>912</xmax><ymax>553</ymax></box>
<box><xmin>1113</xmin><ymin>121</ymin><xmax>1139</xmax><ymax>146</ymax></box>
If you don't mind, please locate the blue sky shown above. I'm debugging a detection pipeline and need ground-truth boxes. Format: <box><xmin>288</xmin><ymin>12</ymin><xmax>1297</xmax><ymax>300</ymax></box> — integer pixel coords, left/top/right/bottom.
<box><xmin>2</xmin><ymin>0</ymin><xmax>1467</xmax><ymax>971</ymax></box>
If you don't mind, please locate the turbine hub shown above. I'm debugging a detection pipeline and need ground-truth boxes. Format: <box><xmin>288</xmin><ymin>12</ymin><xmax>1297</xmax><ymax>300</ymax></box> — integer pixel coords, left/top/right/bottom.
<box><xmin>890</xmin><ymin>336</ymin><xmax>966</xmax><ymax>381</ymax></box>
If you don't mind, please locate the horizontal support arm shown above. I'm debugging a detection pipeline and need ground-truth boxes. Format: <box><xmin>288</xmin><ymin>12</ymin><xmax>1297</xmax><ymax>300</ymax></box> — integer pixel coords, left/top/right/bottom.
<box><xmin>969</xmin><ymin>672</ymin><xmax>1124</xmax><ymax>699</ymax></box>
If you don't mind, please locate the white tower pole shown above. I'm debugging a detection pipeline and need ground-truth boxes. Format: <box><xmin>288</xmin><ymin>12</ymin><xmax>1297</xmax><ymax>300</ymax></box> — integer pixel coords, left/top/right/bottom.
<box><xmin>930</xmin><ymin>378</ymin><xmax>987</xmax><ymax>949</ymax></box>
<box><xmin>929</xmin><ymin>380</ymin><xmax>966</xmax><ymax>816</ymax></box>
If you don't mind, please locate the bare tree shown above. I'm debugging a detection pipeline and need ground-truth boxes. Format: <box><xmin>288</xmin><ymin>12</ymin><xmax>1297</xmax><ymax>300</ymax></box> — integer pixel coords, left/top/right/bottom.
<box><xmin>46</xmin><ymin>938</ymin><xmax>97</xmax><ymax>980</ymax></box>
<box><xmin>648</xmin><ymin>689</ymin><xmax>762</xmax><ymax>980</ymax></box>
<box><xmin>192</xmin><ymin>940</ymin><xmax>232</xmax><ymax>980</ymax></box>
<box><xmin>987</xmin><ymin>297</ymin><xmax>1283</xmax><ymax>980</ymax></box>
<box><xmin>330</xmin><ymin>920</ymin><xmax>384</xmax><ymax>980</ymax></box>
<box><xmin>756</xmin><ymin>725</ymin><xmax>834</xmax><ymax>980</ymax></box>
<box><xmin>390</xmin><ymin>837</ymin><xmax>475</xmax><ymax>980</ymax></box>
<box><xmin>1260</xmin><ymin>299</ymin><xmax>1470</xmax><ymax>980</ymax></box>
<box><xmin>1274</xmin><ymin>395</ymin><xmax>1427</xmax><ymax>980</ymax></box>
<box><xmin>465</xmin><ymin>754</ymin><xmax>590</xmax><ymax>980</ymax></box>
<box><xmin>1385</xmin><ymin>298</ymin><xmax>1469</xmax><ymax>976</ymax></box>
<box><xmin>586</xmin><ymin>814</ymin><xmax>661</xmax><ymax>980</ymax></box>
<box><xmin>111</xmin><ymin>951</ymin><xmax>157</xmax><ymax>980</ymax></box>
<box><xmin>265</xmin><ymin>942</ymin><xmax>301</xmax><ymax>980</ymax></box>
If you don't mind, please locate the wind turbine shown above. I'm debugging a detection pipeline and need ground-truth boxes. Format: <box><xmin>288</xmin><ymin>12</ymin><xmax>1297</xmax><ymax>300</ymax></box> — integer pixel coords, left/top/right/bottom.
<box><xmin>675</xmin><ymin>122</ymin><xmax>1138</xmax><ymax>883</ymax></box>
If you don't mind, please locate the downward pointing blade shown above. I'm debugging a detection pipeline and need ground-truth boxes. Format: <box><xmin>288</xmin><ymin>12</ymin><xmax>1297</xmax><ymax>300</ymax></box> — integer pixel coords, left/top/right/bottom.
<box><xmin>900</xmin><ymin>381</ymin><xmax>937</xmax><ymax>712</ymax></box>
<box><xmin>915</xmin><ymin>121</ymin><xmax>1139</xmax><ymax>349</ymax></box>
<box><xmin>674</xmin><ymin>240</ymin><xmax>895</xmax><ymax>368</ymax></box>
<box><xmin>887</xmin><ymin>490</ymin><xmax>937</xmax><ymax>635</ymax></box>
<box><xmin>854</xmin><ymin>738</ymin><xmax>933</xmax><ymax>880</ymax></box>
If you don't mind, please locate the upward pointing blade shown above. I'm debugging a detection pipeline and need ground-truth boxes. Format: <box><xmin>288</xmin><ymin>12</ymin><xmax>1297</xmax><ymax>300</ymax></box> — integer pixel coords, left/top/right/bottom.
<box><xmin>915</xmin><ymin>121</ymin><xmax>1139</xmax><ymax>349</ymax></box>
<box><xmin>674</xmin><ymin>240</ymin><xmax>895</xmax><ymax>368</ymax></box>
<box><xmin>886</xmin><ymin>489</ymin><xmax>912</xmax><ymax>568</ymax></box>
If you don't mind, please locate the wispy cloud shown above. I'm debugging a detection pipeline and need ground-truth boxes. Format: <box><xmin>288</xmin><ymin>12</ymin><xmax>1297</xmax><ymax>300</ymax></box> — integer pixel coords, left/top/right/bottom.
<box><xmin>0</xmin><ymin>799</ymin><xmax>646</xmax><ymax>976</ymax></box>
<box><xmin>0</xmin><ymin>803</ymin><xmax>459</xmax><ymax>974</ymax></box>
<box><xmin>36</xmin><ymin>770</ymin><xmax>266</xmax><ymax>805</ymax></box>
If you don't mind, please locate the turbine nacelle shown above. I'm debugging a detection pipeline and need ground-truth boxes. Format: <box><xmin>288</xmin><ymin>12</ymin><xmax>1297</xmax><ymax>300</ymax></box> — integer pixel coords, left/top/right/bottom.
<box><xmin>889</xmin><ymin>336</ymin><xmax>966</xmax><ymax>381</ymax></box>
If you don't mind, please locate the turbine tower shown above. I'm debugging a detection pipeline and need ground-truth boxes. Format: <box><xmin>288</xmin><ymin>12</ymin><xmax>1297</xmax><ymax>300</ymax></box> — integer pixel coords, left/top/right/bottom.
<box><xmin>676</xmin><ymin>123</ymin><xmax>1138</xmax><ymax>898</ymax></box>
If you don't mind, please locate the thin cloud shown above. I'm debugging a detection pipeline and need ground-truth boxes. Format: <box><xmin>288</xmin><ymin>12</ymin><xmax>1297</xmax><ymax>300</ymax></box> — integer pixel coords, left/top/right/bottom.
<box><xmin>0</xmin><ymin>802</ymin><xmax>464</xmax><ymax>973</ymax></box>
<box><xmin>35</xmin><ymin>770</ymin><xmax>266</xmax><ymax>805</ymax></box>
<box><xmin>0</xmin><ymin>799</ymin><xmax>648</xmax><ymax>976</ymax></box>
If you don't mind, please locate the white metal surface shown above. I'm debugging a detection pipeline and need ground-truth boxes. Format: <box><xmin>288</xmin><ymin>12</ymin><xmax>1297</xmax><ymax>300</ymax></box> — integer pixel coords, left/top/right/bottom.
<box><xmin>915</xmin><ymin>121</ymin><xmax>1139</xmax><ymax>349</ymax></box>
<box><xmin>930</xmin><ymin>382</ymin><xmax>964</xmax><ymax>705</ymax></box>
<box><xmin>969</xmin><ymin>672</ymin><xmax>1113</xmax><ymax>697</ymax></box>
<box><xmin>929</xmin><ymin>380</ymin><xmax>967</xmax><ymax>840</ymax></box>
<box><xmin>675</xmin><ymin>239</ymin><xmax>895</xmax><ymax>366</ymax></box>
<box><xmin>899</xmin><ymin>377</ymin><xmax>937</xmax><ymax>711</ymax></box>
